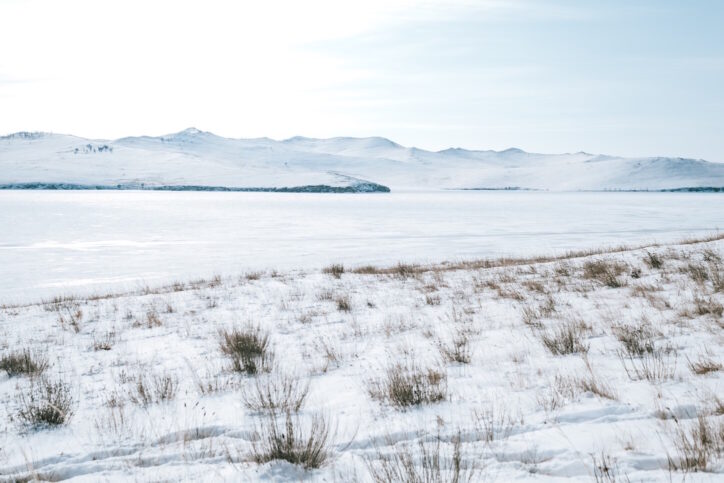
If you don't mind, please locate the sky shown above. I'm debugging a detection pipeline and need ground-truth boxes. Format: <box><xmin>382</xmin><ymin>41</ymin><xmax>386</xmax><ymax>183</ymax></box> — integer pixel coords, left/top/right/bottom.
<box><xmin>0</xmin><ymin>0</ymin><xmax>723</xmax><ymax>161</ymax></box>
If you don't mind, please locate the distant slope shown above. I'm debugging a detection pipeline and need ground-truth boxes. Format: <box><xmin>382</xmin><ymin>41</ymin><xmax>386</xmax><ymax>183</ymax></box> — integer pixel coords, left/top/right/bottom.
<box><xmin>1</xmin><ymin>128</ymin><xmax>723</xmax><ymax>191</ymax></box>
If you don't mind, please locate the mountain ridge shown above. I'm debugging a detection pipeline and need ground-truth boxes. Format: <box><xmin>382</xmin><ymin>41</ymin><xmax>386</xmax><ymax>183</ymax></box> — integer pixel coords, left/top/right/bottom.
<box><xmin>1</xmin><ymin>128</ymin><xmax>722</xmax><ymax>191</ymax></box>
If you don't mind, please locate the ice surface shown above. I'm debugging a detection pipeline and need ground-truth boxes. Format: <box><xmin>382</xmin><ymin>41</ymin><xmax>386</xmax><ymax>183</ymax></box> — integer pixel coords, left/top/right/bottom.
<box><xmin>1</xmin><ymin>190</ymin><xmax>723</xmax><ymax>304</ymax></box>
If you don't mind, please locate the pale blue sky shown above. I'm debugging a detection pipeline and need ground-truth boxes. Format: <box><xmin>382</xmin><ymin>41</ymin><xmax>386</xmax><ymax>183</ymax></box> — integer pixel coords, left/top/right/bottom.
<box><xmin>0</xmin><ymin>0</ymin><xmax>722</xmax><ymax>161</ymax></box>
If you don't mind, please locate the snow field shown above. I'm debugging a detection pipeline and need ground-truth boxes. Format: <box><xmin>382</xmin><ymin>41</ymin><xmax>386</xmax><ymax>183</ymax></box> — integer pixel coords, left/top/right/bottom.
<box><xmin>0</xmin><ymin>238</ymin><xmax>723</xmax><ymax>481</ymax></box>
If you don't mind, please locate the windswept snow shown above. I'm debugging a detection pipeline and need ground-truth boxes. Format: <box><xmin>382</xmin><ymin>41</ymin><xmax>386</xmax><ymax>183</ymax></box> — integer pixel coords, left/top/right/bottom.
<box><xmin>1</xmin><ymin>129</ymin><xmax>723</xmax><ymax>191</ymax></box>
<box><xmin>1</xmin><ymin>237</ymin><xmax>723</xmax><ymax>481</ymax></box>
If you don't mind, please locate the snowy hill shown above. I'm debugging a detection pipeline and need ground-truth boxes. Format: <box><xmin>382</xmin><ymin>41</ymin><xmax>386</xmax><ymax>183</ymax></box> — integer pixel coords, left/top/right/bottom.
<box><xmin>1</xmin><ymin>128</ymin><xmax>723</xmax><ymax>191</ymax></box>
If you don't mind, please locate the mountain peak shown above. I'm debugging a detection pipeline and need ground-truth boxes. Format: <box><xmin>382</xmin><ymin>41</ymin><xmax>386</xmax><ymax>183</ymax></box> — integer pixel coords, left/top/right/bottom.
<box><xmin>168</xmin><ymin>127</ymin><xmax>209</xmax><ymax>137</ymax></box>
<box><xmin>499</xmin><ymin>147</ymin><xmax>526</xmax><ymax>155</ymax></box>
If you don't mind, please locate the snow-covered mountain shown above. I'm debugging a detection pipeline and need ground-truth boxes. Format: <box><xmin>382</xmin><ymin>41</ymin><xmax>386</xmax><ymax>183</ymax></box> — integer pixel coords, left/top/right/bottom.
<box><xmin>1</xmin><ymin>128</ymin><xmax>723</xmax><ymax>191</ymax></box>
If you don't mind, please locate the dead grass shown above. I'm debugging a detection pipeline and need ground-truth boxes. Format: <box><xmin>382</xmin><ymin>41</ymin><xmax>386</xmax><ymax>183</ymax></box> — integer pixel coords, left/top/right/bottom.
<box><xmin>615</xmin><ymin>319</ymin><xmax>677</xmax><ymax>382</ymax></box>
<box><xmin>685</xmin><ymin>262</ymin><xmax>710</xmax><ymax>284</ymax></box>
<box><xmin>251</xmin><ymin>410</ymin><xmax>334</xmax><ymax>469</ymax></box>
<box><xmin>425</xmin><ymin>294</ymin><xmax>441</xmax><ymax>306</ymax></box>
<box><xmin>336</xmin><ymin>295</ymin><xmax>352</xmax><ymax>312</ymax></box>
<box><xmin>219</xmin><ymin>325</ymin><xmax>273</xmax><ymax>375</ymax></box>
<box><xmin>521</xmin><ymin>296</ymin><xmax>556</xmax><ymax>327</ymax></box>
<box><xmin>592</xmin><ymin>452</ymin><xmax>630</xmax><ymax>483</ymax></box>
<box><xmin>667</xmin><ymin>414</ymin><xmax>724</xmax><ymax>472</ymax></box>
<box><xmin>242</xmin><ymin>370</ymin><xmax>310</xmax><ymax>413</ymax></box>
<box><xmin>692</xmin><ymin>296</ymin><xmax>724</xmax><ymax>317</ymax></box>
<box><xmin>536</xmin><ymin>373</ymin><xmax>581</xmax><ymax>413</ymax></box>
<box><xmin>91</xmin><ymin>331</ymin><xmax>116</xmax><ymax>351</ymax></box>
<box><xmin>58</xmin><ymin>307</ymin><xmax>83</xmax><ymax>332</ymax></box>
<box><xmin>473</xmin><ymin>402</ymin><xmax>518</xmax><ymax>444</ymax></box>
<box><xmin>367</xmin><ymin>358</ymin><xmax>448</xmax><ymax>408</ymax></box>
<box><xmin>436</xmin><ymin>327</ymin><xmax>472</xmax><ymax>364</ymax></box>
<box><xmin>343</xmin><ymin>234</ymin><xmax>724</xmax><ymax>280</ymax></box>
<box><xmin>687</xmin><ymin>352</ymin><xmax>721</xmax><ymax>375</ymax></box>
<box><xmin>582</xmin><ymin>260</ymin><xmax>628</xmax><ymax>288</ymax></box>
<box><xmin>365</xmin><ymin>432</ymin><xmax>480</xmax><ymax>483</ymax></box>
<box><xmin>323</xmin><ymin>264</ymin><xmax>345</xmax><ymax>279</ymax></box>
<box><xmin>576</xmin><ymin>357</ymin><xmax>618</xmax><ymax>400</ymax></box>
<box><xmin>394</xmin><ymin>263</ymin><xmax>419</xmax><ymax>279</ymax></box>
<box><xmin>15</xmin><ymin>376</ymin><xmax>75</xmax><ymax>428</ymax></box>
<box><xmin>538</xmin><ymin>319</ymin><xmax>590</xmax><ymax>356</ymax></box>
<box><xmin>613</xmin><ymin>319</ymin><xmax>657</xmax><ymax>357</ymax></box>
<box><xmin>5</xmin><ymin>234</ymin><xmax>723</xmax><ymax>311</ymax></box>
<box><xmin>0</xmin><ymin>350</ymin><xmax>49</xmax><ymax>377</ymax></box>
<box><xmin>135</xmin><ymin>309</ymin><xmax>162</xmax><ymax>328</ymax></box>
<box><xmin>618</xmin><ymin>345</ymin><xmax>677</xmax><ymax>383</ymax></box>
<box><xmin>128</xmin><ymin>372</ymin><xmax>178</xmax><ymax>406</ymax></box>
<box><xmin>643</xmin><ymin>251</ymin><xmax>664</xmax><ymax>270</ymax></box>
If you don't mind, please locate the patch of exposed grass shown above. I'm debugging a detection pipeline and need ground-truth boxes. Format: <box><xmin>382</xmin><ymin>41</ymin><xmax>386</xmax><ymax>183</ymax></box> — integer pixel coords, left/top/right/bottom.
<box><xmin>251</xmin><ymin>410</ymin><xmax>334</xmax><ymax>469</ymax></box>
<box><xmin>323</xmin><ymin>264</ymin><xmax>345</xmax><ymax>279</ymax></box>
<box><xmin>366</xmin><ymin>433</ymin><xmax>479</xmax><ymax>483</ymax></box>
<box><xmin>613</xmin><ymin>320</ymin><xmax>657</xmax><ymax>357</ymax></box>
<box><xmin>436</xmin><ymin>327</ymin><xmax>472</xmax><ymax>364</ymax></box>
<box><xmin>242</xmin><ymin>370</ymin><xmax>310</xmax><ymax>414</ymax></box>
<box><xmin>583</xmin><ymin>260</ymin><xmax>627</xmax><ymax>288</ymax></box>
<box><xmin>667</xmin><ymin>415</ymin><xmax>724</xmax><ymax>472</ymax></box>
<box><xmin>0</xmin><ymin>350</ymin><xmax>49</xmax><ymax>377</ymax></box>
<box><xmin>368</xmin><ymin>359</ymin><xmax>448</xmax><ymax>408</ymax></box>
<box><xmin>644</xmin><ymin>251</ymin><xmax>664</xmax><ymax>269</ymax></box>
<box><xmin>219</xmin><ymin>325</ymin><xmax>273</xmax><ymax>375</ymax></box>
<box><xmin>16</xmin><ymin>377</ymin><xmax>74</xmax><ymax>428</ymax></box>
<box><xmin>336</xmin><ymin>296</ymin><xmax>352</xmax><ymax>312</ymax></box>
<box><xmin>128</xmin><ymin>372</ymin><xmax>178</xmax><ymax>406</ymax></box>
<box><xmin>538</xmin><ymin>320</ymin><xmax>589</xmax><ymax>356</ymax></box>
<box><xmin>687</xmin><ymin>353</ymin><xmax>721</xmax><ymax>375</ymax></box>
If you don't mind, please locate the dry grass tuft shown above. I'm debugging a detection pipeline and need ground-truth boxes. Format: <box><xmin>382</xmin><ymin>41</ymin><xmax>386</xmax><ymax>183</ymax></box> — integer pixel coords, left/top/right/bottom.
<box><xmin>366</xmin><ymin>433</ymin><xmax>480</xmax><ymax>483</ymax></box>
<box><xmin>474</xmin><ymin>402</ymin><xmax>518</xmax><ymax>444</ymax></box>
<box><xmin>592</xmin><ymin>452</ymin><xmax>630</xmax><ymax>483</ymax></box>
<box><xmin>538</xmin><ymin>319</ymin><xmax>589</xmax><ymax>355</ymax></box>
<box><xmin>395</xmin><ymin>263</ymin><xmax>420</xmax><ymax>279</ymax></box>
<box><xmin>251</xmin><ymin>410</ymin><xmax>334</xmax><ymax>469</ymax></box>
<box><xmin>613</xmin><ymin>319</ymin><xmax>657</xmax><ymax>357</ymax></box>
<box><xmin>687</xmin><ymin>353</ymin><xmax>722</xmax><ymax>375</ymax></box>
<box><xmin>576</xmin><ymin>357</ymin><xmax>618</xmax><ymax>400</ymax></box>
<box><xmin>219</xmin><ymin>325</ymin><xmax>273</xmax><ymax>375</ymax></box>
<box><xmin>643</xmin><ymin>251</ymin><xmax>664</xmax><ymax>270</ymax></box>
<box><xmin>685</xmin><ymin>262</ymin><xmax>710</xmax><ymax>284</ymax></box>
<box><xmin>0</xmin><ymin>350</ymin><xmax>49</xmax><ymax>377</ymax></box>
<box><xmin>436</xmin><ymin>327</ymin><xmax>473</xmax><ymax>364</ymax></box>
<box><xmin>368</xmin><ymin>358</ymin><xmax>448</xmax><ymax>408</ymax></box>
<box><xmin>58</xmin><ymin>307</ymin><xmax>83</xmax><ymax>332</ymax></box>
<box><xmin>323</xmin><ymin>264</ymin><xmax>345</xmax><ymax>279</ymax></box>
<box><xmin>242</xmin><ymin>370</ymin><xmax>310</xmax><ymax>413</ymax></box>
<box><xmin>336</xmin><ymin>295</ymin><xmax>352</xmax><ymax>312</ymax></box>
<box><xmin>692</xmin><ymin>296</ymin><xmax>724</xmax><ymax>317</ymax></box>
<box><xmin>425</xmin><ymin>294</ymin><xmax>441</xmax><ymax>306</ymax></box>
<box><xmin>91</xmin><ymin>331</ymin><xmax>116</xmax><ymax>351</ymax></box>
<box><xmin>583</xmin><ymin>260</ymin><xmax>627</xmax><ymax>288</ymax></box>
<box><xmin>129</xmin><ymin>372</ymin><xmax>178</xmax><ymax>406</ymax></box>
<box><xmin>614</xmin><ymin>318</ymin><xmax>677</xmax><ymax>382</ymax></box>
<box><xmin>667</xmin><ymin>415</ymin><xmax>724</xmax><ymax>472</ymax></box>
<box><xmin>16</xmin><ymin>376</ymin><xmax>74</xmax><ymax>428</ymax></box>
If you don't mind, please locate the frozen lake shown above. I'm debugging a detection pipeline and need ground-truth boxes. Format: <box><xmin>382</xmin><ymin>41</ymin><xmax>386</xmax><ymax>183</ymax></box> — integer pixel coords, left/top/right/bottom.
<box><xmin>1</xmin><ymin>190</ymin><xmax>722</xmax><ymax>303</ymax></box>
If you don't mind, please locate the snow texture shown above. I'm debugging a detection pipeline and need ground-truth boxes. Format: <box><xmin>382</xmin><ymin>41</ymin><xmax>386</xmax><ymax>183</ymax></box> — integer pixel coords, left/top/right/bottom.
<box><xmin>0</xmin><ymin>237</ymin><xmax>723</xmax><ymax>481</ymax></box>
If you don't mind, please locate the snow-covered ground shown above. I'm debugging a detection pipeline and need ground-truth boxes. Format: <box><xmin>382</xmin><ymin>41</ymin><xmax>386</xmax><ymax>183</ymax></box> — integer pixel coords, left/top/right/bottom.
<box><xmin>2</xmin><ymin>128</ymin><xmax>724</xmax><ymax>191</ymax></box>
<box><xmin>2</xmin><ymin>191</ymin><xmax>724</xmax><ymax>304</ymax></box>
<box><xmin>1</xmin><ymin>236</ymin><xmax>722</xmax><ymax>481</ymax></box>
